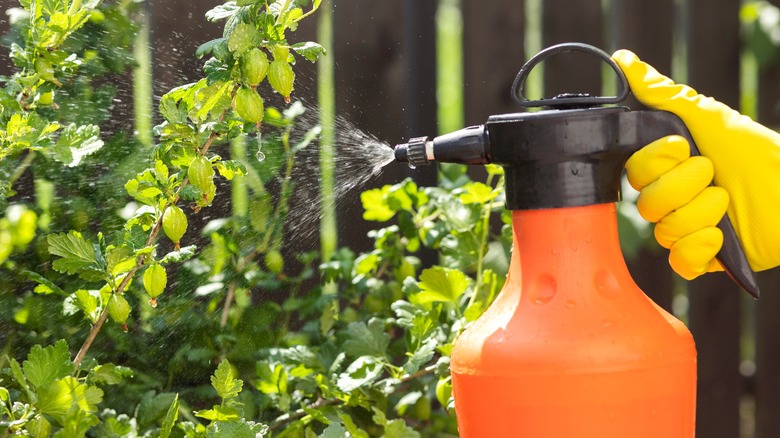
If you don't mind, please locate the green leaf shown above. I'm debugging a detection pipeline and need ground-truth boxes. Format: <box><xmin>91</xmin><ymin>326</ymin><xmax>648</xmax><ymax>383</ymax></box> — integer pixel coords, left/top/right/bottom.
<box><xmin>194</xmin><ymin>80</ymin><xmax>233</xmax><ymax>121</ymax></box>
<box><xmin>37</xmin><ymin>376</ymin><xmax>103</xmax><ymax>421</ymax></box>
<box><xmin>459</xmin><ymin>181</ymin><xmax>498</xmax><ymax>204</ymax></box>
<box><xmin>215</xmin><ymin>159</ymin><xmax>247</xmax><ymax>180</ymax></box>
<box><xmin>47</xmin><ymin>231</ymin><xmax>106</xmax><ymax>281</ymax></box>
<box><xmin>90</xmin><ymin>363</ymin><xmax>133</xmax><ymax>385</ymax></box>
<box><xmin>291</xmin><ymin>41</ymin><xmax>326</xmax><ymax>62</ymax></box>
<box><xmin>22</xmin><ymin>340</ymin><xmax>75</xmax><ymax>389</ymax></box>
<box><xmin>159</xmin><ymin>245</ymin><xmax>197</xmax><ymax>264</ymax></box>
<box><xmin>23</xmin><ymin>270</ymin><xmax>66</xmax><ymax>296</ymax></box>
<box><xmin>254</xmin><ymin>362</ymin><xmax>288</xmax><ymax>395</ymax></box>
<box><xmin>336</xmin><ymin>356</ymin><xmax>384</xmax><ymax>392</ymax></box>
<box><xmin>196</xmin><ymin>37</ymin><xmax>229</xmax><ymax>59</ymax></box>
<box><xmin>205</xmin><ymin>3</ymin><xmax>241</xmax><ymax>21</ymax></box>
<box><xmin>403</xmin><ymin>338</ymin><xmax>436</xmax><ymax>375</ymax></box>
<box><xmin>342</xmin><ymin>319</ymin><xmax>389</xmax><ymax>357</ymax></box>
<box><xmin>339</xmin><ymin>414</ymin><xmax>370</xmax><ymax>438</ymax></box>
<box><xmin>206</xmin><ymin>420</ymin><xmax>268</xmax><ymax>438</ymax></box>
<box><xmin>211</xmin><ymin>359</ymin><xmax>243</xmax><ymax>400</ymax></box>
<box><xmin>51</xmin><ymin>123</ymin><xmax>104</xmax><ymax>167</ymax></box>
<box><xmin>384</xmin><ymin>419</ymin><xmax>421</xmax><ymax>438</ymax></box>
<box><xmin>320</xmin><ymin>423</ymin><xmax>347</xmax><ymax>438</ymax></box>
<box><xmin>160</xmin><ymin>394</ymin><xmax>179</xmax><ymax>438</ymax></box>
<box><xmin>361</xmin><ymin>187</ymin><xmax>394</xmax><ymax>222</ymax></box>
<box><xmin>106</xmin><ymin>245</ymin><xmax>135</xmax><ymax>278</ymax></box>
<box><xmin>72</xmin><ymin>289</ymin><xmax>100</xmax><ymax>323</ymax></box>
<box><xmin>195</xmin><ymin>405</ymin><xmax>241</xmax><ymax>422</ymax></box>
<box><xmin>415</xmin><ymin>266</ymin><xmax>470</xmax><ymax>305</ymax></box>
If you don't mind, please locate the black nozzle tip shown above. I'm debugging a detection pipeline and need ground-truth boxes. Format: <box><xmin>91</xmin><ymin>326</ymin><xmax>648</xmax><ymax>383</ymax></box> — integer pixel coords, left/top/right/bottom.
<box><xmin>394</xmin><ymin>136</ymin><xmax>430</xmax><ymax>166</ymax></box>
<box><xmin>394</xmin><ymin>144</ymin><xmax>409</xmax><ymax>162</ymax></box>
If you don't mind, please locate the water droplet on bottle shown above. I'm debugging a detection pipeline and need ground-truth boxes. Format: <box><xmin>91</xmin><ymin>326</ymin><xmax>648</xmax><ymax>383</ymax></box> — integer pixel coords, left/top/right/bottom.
<box><xmin>565</xmin><ymin>299</ymin><xmax>576</xmax><ymax>309</ymax></box>
<box><xmin>532</xmin><ymin>274</ymin><xmax>557</xmax><ymax>305</ymax></box>
<box><xmin>256</xmin><ymin>150</ymin><xmax>266</xmax><ymax>162</ymax></box>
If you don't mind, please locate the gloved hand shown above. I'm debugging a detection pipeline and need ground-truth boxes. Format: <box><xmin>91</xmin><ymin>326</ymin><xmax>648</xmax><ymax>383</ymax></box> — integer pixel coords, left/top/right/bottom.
<box><xmin>613</xmin><ymin>49</ymin><xmax>780</xmax><ymax>279</ymax></box>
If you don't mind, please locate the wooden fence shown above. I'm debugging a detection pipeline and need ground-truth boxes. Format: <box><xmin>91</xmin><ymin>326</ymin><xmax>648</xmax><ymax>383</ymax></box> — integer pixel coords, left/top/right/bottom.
<box><xmin>2</xmin><ymin>0</ymin><xmax>780</xmax><ymax>436</ymax></box>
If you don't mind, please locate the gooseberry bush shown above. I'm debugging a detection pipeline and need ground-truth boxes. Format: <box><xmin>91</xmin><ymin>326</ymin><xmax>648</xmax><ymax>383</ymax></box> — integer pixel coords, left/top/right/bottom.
<box><xmin>0</xmin><ymin>0</ymin><xmax>508</xmax><ymax>436</ymax></box>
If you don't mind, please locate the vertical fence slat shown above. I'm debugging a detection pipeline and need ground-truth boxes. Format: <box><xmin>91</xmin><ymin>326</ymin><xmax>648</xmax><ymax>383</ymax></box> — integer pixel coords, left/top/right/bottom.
<box><xmin>612</xmin><ymin>0</ymin><xmax>676</xmax><ymax>312</ymax></box>
<box><xmin>686</xmin><ymin>2</ymin><xmax>742</xmax><ymax>436</ymax></box>
<box><xmin>542</xmin><ymin>0</ymin><xmax>604</xmax><ymax>98</ymax></box>
<box><xmin>755</xmin><ymin>0</ymin><xmax>780</xmax><ymax>426</ymax></box>
<box><xmin>461</xmin><ymin>0</ymin><xmax>525</xmax><ymax>125</ymax></box>
<box><xmin>756</xmin><ymin>268</ymin><xmax>780</xmax><ymax>438</ymax></box>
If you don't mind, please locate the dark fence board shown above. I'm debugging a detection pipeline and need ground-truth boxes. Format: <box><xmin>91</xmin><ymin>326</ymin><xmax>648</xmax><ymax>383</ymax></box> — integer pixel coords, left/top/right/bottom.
<box><xmin>461</xmin><ymin>0</ymin><xmax>526</xmax><ymax>125</ymax></box>
<box><xmin>755</xmin><ymin>2</ymin><xmax>780</xmax><ymax>434</ymax></box>
<box><xmin>542</xmin><ymin>0</ymin><xmax>604</xmax><ymax>98</ymax></box>
<box><xmin>686</xmin><ymin>2</ymin><xmax>742</xmax><ymax>437</ymax></box>
<box><xmin>756</xmin><ymin>269</ymin><xmax>780</xmax><ymax>438</ymax></box>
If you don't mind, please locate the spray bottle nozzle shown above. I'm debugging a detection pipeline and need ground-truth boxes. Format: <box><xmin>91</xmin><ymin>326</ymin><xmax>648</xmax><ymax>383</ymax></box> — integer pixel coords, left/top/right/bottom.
<box><xmin>394</xmin><ymin>136</ymin><xmax>432</xmax><ymax>167</ymax></box>
<box><xmin>394</xmin><ymin>126</ymin><xmax>491</xmax><ymax>167</ymax></box>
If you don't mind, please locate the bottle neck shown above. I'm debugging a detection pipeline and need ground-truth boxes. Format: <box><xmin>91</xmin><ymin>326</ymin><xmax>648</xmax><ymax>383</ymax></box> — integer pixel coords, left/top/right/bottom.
<box><xmin>506</xmin><ymin>203</ymin><xmax>631</xmax><ymax>297</ymax></box>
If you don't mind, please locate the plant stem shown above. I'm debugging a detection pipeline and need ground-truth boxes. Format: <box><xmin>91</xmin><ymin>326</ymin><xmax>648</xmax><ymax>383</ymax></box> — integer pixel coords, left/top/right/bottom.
<box><xmin>8</xmin><ymin>150</ymin><xmax>36</xmax><ymax>187</ymax></box>
<box><xmin>220</xmin><ymin>282</ymin><xmax>236</xmax><ymax>329</ymax></box>
<box><xmin>132</xmin><ymin>4</ymin><xmax>153</xmax><ymax>148</ymax></box>
<box><xmin>74</xmin><ymin>217</ymin><xmax>165</xmax><ymax>370</ymax></box>
<box><xmin>73</xmin><ymin>110</ymin><xmax>233</xmax><ymax>368</ymax></box>
<box><xmin>318</xmin><ymin>0</ymin><xmax>337</xmax><ymax>264</ymax></box>
<box><xmin>269</xmin><ymin>363</ymin><xmax>440</xmax><ymax>431</ymax></box>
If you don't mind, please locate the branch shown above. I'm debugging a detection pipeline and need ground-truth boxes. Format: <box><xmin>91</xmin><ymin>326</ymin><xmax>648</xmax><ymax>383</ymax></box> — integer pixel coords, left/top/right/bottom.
<box><xmin>268</xmin><ymin>363</ymin><xmax>439</xmax><ymax>431</ymax></box>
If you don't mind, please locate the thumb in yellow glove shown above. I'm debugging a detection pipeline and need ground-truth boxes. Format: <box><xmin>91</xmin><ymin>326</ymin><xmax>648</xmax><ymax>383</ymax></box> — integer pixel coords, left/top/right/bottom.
<box><xmin>613</xmin><ymin>49</ymin><xmax>780</xmax><ymax>279</ymax></box>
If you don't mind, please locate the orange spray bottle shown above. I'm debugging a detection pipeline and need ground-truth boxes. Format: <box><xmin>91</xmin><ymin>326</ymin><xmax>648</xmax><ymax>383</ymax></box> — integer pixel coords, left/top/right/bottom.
<box><xmin>394</xmin><ymin>43</ymin><xmax>758</xmax><ymax>437</ymax></box>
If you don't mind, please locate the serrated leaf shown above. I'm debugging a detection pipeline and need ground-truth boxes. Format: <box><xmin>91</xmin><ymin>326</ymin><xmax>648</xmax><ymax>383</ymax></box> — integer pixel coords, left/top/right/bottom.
<box><xmin>415</xmin><ymin>266</ymin><xmax>470</xmax><ymax>305</ymax></box>
<box><xmin>336</xmin><ymin>356</ymin><xmax>384</xmax><ymax>392</ymax></box>
<box><xmin>37</xmin><ymin>376</ymin><xmax>103</xmax><ymax>421</ymax></box>
<box><xmin>291</xmin><ymin>41</ymin><xmax>326</xmax><ymax>62</ymax></box>
<box><xmin>384</xmin><ymin>419</ymin><xmax>421</xmax><ymax>438</ymax></box>
<box><xmin>194</xmin><ymin>80</ymin><xmax>233</xmax><ymax>121</ymax></box>
<box><xmin>195</xmin><ymin>405</ymin><xmax>241</xmax><ymax>422</ymax></box>
<box><xmin>23</xmin><ymin>269</ymin><xmax>66</xmax><ymax>296</ymax></box>
<box><xmin>51</xmin><ymin>123</ymin><xmax>104</xmax><ymax>167</ymax></box>
<box><xmin>459</xmin><ymin>181</ymin><xmax>498</xmax><ymax>205</ymax></box>
<box><xmin>158</xmin><ymin>245</ymin><xmax>197</xmax><ymax>264</ymax></box>
<box><xmin>90</xmin><ymin>363</ymin><xmax>133</xmax><ymax>385</ymax></box>
<box><xmin>47</xmin><ymin>231</ymin><xmax>106</xmax><ymax>281</ymax></box>
<box><xmin>320</xmin><ymin>423</ymin><xmax>347</xmax><ymax>438</ymax></box>
<box><xmin>160</xmin><ymin>394</ymin><xmax>179</xmax><ymax>438</ymax></box>
<box><xmin>205</xmin><ymin>2</ymin><xmax>241</xmax><ymax>21</ymax></box>
<box><xmin>196</xmin><ymin>37</ymin><xmax>228</xmax><ymax>59</ymax></box>
<box><xmin>255</xmin><ymin>362</ymin><xmax>288</xmax><ymax>395</ymax></box>
<box><xmin>206</xmin><ymin>420</ymin><xmax>268</xmax><ymax>438</ymax></box>
<box><xmin>342</xmin><ymin>319</ymin><xmax>389</xmax><ymax>357</ymax></box>
<box><xmin>73</xmin><ymin>289</ymin><xmax>100</xmax><ymax>323</ymax></box>
<box><xmin>360</xmin><ymin>187</ymin><xmax>394</xmax><ymax>222</ymax></box>
<box><xmin>403</xmin><ymin>337</ymin><xmax>436</xmax><ymax>375</ymax></box>
<box><xmin>339</xmin><ymin>413</ymin><xmax>369</xmax><ymax>438</ymax></box>
<box><xmin>215</xmin><ymin>160</ymin><xmax>246</xmax><ymax>180</ymax></box>
<box><xmin>159</xmin><ymin>94</ymin><xmax>189</xmax><ymax>124</ymax></box>
<box><xmin>211</xmin><ymin>359</ymin><xmax>243</xmax><ymax>399</ymax></box>
<box><xmin>22</xmin><ymin>340</ymin><xmax>75</xmax><ymax>389</ymax></box>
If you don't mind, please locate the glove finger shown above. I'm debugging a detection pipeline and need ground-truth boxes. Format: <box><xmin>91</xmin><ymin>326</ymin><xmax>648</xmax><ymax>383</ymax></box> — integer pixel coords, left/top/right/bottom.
<box><xmin>669</xmin><ymin>227</ymin><xmax>723</xmax><ymax>280</ymax></box>
<box><xmin>636</xmin><ymin>155</ymin><xmax>714</xmax><ymax>223</ymax></box>
<box><xmin>654</xmin><ymin>186</ymin><xmax>730</xmax><ymax>249</ymax></box>
<box><xmin>625</xmin><ymin>135</ymin><xmax>690</xmax><ymax>191</ymax></box>
<box><xmin>612</xmin><ymin>49</ymin><xmax>704</xmax><ymax>115</ymax></box>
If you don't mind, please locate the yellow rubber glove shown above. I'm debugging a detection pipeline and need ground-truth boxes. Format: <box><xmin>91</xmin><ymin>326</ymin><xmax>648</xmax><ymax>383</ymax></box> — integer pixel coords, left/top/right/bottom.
<box><xmin>613</xmin><ymin>49</ymin><xmax>780</xmax><ymax>279</ymax></box>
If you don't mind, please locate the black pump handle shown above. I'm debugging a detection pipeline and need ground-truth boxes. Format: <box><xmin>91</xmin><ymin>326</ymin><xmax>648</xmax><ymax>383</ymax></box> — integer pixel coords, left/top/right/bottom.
<box><xmin>626</xmin><ymin>111</ymin><xmax>760</xmax><ymax>298</ymax></box>
<box><xmin>512</xmin><ymin>42</ymin><xmax>630</xmax><ymax>108</ymax></box>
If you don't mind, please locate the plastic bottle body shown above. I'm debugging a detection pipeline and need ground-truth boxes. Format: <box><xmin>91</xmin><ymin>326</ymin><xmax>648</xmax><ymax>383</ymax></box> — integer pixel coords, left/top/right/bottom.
<box><xmin>450</xmin><ymin>203</ymin><xmax>696</xmax><ymax>437</ymax></box>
